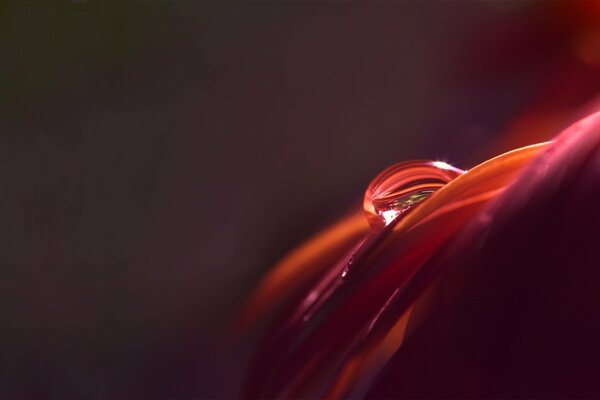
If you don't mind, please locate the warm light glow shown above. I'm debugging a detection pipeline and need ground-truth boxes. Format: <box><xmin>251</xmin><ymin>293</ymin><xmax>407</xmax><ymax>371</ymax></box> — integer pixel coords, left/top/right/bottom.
<box><xmin>432</xmin><ymin>161</ymin><xmax>454</xmax><ymax>170</ymax></box>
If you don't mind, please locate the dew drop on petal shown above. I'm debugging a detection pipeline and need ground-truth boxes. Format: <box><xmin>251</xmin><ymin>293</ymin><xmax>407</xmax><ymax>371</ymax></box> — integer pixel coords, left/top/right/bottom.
<box><xmin>363</xmin><ymin>160</ymin><xmax>464</xmax><ymax>230</ymax></box>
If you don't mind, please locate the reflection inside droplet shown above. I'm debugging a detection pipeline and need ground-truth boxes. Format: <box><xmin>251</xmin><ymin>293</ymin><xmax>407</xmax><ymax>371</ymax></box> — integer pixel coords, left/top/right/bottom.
<box><xmin>363</xmin><ymin>160</ymin><xmax>464</xmax><ymax>230</ymax></box>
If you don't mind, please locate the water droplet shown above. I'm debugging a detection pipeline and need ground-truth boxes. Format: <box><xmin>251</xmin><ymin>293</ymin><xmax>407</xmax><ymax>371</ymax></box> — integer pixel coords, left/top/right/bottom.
<box><xmin>363</xmin><ymin>160</ymin><xmax>464</xmax><ymax>230</ymax></box>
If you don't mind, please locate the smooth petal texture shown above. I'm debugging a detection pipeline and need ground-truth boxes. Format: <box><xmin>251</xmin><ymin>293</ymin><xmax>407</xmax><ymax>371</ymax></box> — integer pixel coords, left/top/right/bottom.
<box><xmin>240</xmin><ymin>141</ymin><xmax>552</xmax><ymax>397</ymax></box>
<box><xmin>240</xmin><ymin>112</ymin><xmax>600</xmax><ymax>399</ymax></box>
<box><xmin>368</xmin><ymin>112</ymin><xmax>600</xmax><ymax>398</ymax></box>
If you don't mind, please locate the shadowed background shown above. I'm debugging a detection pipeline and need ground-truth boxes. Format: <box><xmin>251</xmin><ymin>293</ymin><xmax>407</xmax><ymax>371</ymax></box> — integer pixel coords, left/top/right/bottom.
<box><xmin>1</xmin><ymin>2</ymin><xmax>592</xmax><ymax>398</ymax></box>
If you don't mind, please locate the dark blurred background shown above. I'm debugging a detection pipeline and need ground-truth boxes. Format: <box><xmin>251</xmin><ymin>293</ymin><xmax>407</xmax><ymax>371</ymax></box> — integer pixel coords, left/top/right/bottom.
<box><xmin>3</xmin><ymin>1</ymin><xmax>599</xmax><ymax>398</ymax></box>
